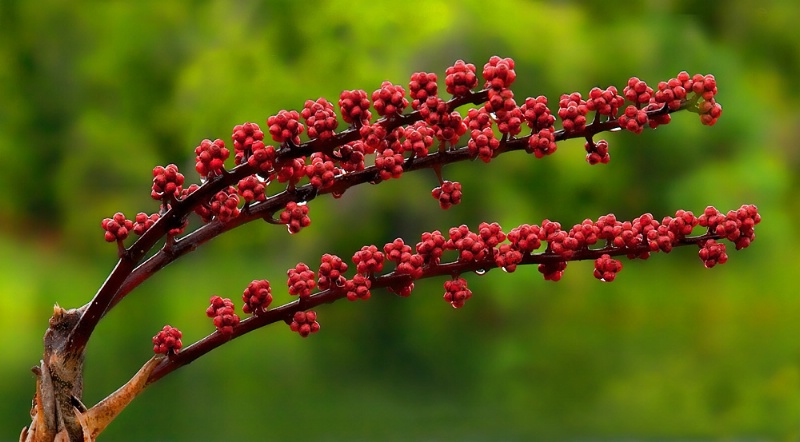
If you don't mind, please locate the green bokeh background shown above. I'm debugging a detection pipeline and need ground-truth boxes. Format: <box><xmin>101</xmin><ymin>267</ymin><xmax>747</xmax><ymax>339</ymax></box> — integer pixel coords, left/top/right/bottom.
<box><xmin>1</xmin><ymin>1</ymin><xmax>798</xmax><ymax>440</ymax></box>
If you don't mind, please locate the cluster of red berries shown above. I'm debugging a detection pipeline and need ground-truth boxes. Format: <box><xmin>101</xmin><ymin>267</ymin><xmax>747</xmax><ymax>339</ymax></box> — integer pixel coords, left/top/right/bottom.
<box><xmin>289</xmin><ymin>311</ymin><xmax>320</xmax><ymax>338</ymax></box>
<box><xmin>287</xmin><ymin>263</ymin><xmax>316</xmax><ymax>298</ymax></box>
<box><xmin>359</xmin><ymin>206</ymin><xmax>758</xmax><ymax>304</ymax></box>
<box><xmin>194</xmin><ymin>138</ymin><xmax>229</xmax><ymax>178</ymax></box>
<box><xmin>242</xmin><ymin>279</ymin><xmax>272</xmax><ymax>315</ymax></box>
<box><xmin>302</xmin><ymin>98</ymin><xmax>338</xmax><ymax>142</ymax></box>
<box><xmin>698</xmin><ymin>239</ymin><xmax>728</xmax><ymax>268</ymax></box>
<box><xmin>418</xmin><ymin>96</ymin><xmax>467</xmax><ymax>146</ymax></box>
<box><xmin>593</xmin><ymin>254</ymin><xmax>623</xmax><ymax>282</ymax></box>
<box><xmin>585</xmin><ymin>139</ymin><xmax>610</xmax><ymax>165</ymax></box>
<box><xmin>103</xmin><ymin>211</ymin><xmax>163</xmax><ymax>242</ymax></box>
<box><xmin>133</xmin><ymin>212</ymin><xmax>159</xmax><ymax>235</ymax></box>
<box><xmin>232</xmin><ymin>122</ymin><xmax>265</xmax><ymax>165</ymax></box>
<box><xmin>104</xmin><ymin>57</ymin><xmax>728</xmax><ymax>251</ymax></box>
<box><xmin>305</xmin><ymin>153</ymin><xmax>340</xmax><ymax>190</ymax></box>
<box><xmin>237</xmin><ymin>175</ymin><xmax>266</xmax><ymax>203</ymax></box>
<box><xmin>99</xmin><ymin>58</ymin><xmax>751</xmax><ymax>358</ymax></box>
<box><xmin>409</xmin><ymin>72</ymin><xmax>438</xmax><ymax>110</ymax></box>
<box><xmin>372</xmin><ymin>81</ymin><xmax>409</xmax><ymax>117</ymax></box>
<box><xmin>698</xmin><ymin>204</ymin><xmax>760</xmax><ymax>250</ymax></box>
<box><xmin>101</xmin><ymin>212</ymin><xmax>134</xmax><ymax>243</ymax></box>
<box><xmin>267</xmin><ymin>110</ymin><xmax>304</xmax><ymax>145</ymax></box>
<box><xmin>465</xmin><ymin>107</ymin><xmax>500</xmax><ymax>162</ymax></box>
<box><xmin>151</xmin><ymin>164</ymin><xmax>184</xmax><ymax>202</ymax></box>
<box><xmin>444</xmin><ymin>60</ymin><xmax>478</xmax><ymax>96</ymax></box>
<box><xmin>431</xmin><ymin>180</ymin><xmax>462</xmax><ymax>209</ymax></box>
<box><xmin>586</xmin><ymin>86</ymin><xmax>625</xmax><ymax>117</ymax></box>
<box><xmin>338</xmin><ymin>89</ymin><xmax>372</xmax><ymax>125</ymax></box>
<box><xmin>443</xmin><ymin>277</ymin><xmax>472</xmax><ymax>308</ymax></box>
<box><xmin>148</xmin><ymin>202</ymin><xmax>757</xmax><ymax>353</ymax></box>
<box><xmin>279</xmin><ymin>201</ymin><xmax>311</xmax><ymax>234</ymax></box>
<box><xmin>317</xmin><ymin>254</ymin><xmax>347</xmax><ymax>290</ymax></box>
<box><xmin>275</xmin><ymin>205</ymin><xmax>757</xmax><ymax>310</ymax></box>
<box><xmin>557</xmin><ymin>92</ymin><xmax>588</xmax><ymax>132</ymax></box>
<box><xmin>403</xmin><ymin>121</ymin><xmax>435</xmax><ymax>158</ymax></box>
<box><xmin>206</xmin><ymin>295</ymin><xmax>240</xmax><ymax>336</ymax></box>
<box><xmin>209</xmin><ymin>186</ymin><xmax>240</xmax><ymax>223</ymax></box>
<box><xmin>384</xmin><ymin>239</ymin><xmax>425</xmax><ymax>280</ymax></box>
<box><xmin>152</xmin><ymin>325</ymin><xmax>183</xmax><ymax>355</ymax></box>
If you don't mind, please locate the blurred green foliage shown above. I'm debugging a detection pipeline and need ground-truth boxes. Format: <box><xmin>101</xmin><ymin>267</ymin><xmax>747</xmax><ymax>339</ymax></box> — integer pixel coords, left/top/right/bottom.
<box><xmin>1</xmin><ymin>0</ymin><xmax>799</xmax><ymax>440</ymax></box>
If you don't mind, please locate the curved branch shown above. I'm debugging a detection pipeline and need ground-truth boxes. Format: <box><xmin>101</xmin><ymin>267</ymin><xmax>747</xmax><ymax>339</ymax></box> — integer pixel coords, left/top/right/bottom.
<box><xmin>71</xmin><ymin>86</ymin><xmax>690</xmax><ymax>353</ymax></box>
<box><xmin>146</xmin><ymin>228</ymin><xmax>720</xmax><ymax>384</ymax></box>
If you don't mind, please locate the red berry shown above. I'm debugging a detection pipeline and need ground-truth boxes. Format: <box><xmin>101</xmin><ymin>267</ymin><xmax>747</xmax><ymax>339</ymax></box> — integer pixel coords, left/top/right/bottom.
<box><xmin>289</xmin><ymin>310</ymin><xmax>320</xmax><ymax>337</ymax></box>
<box><xmin>338</xmin><ymin>89</ymin><xmax>372</xmax><ymax>125</ymax></box>
<box><xmin>232</xmin><ymin>122</ymin><xmax>265</xmax><ymax>165</ymax></box>
<box><xmin>432</xmin><ymin>180</ymin><xmax>462</xmax><ymax>209</ymax></box>
<box><xmin>152</xmin><ymin>325</ymin><xmax>183</xmax><ymax>355</ymax></box>
<box><xmin>374</xmin><ymin>148</ymin><xmax>404</xmax><ymax>181</ymax></box>
<box><xmin>418</xmin><ymin>96</ymin><xmax>466</xmax><ymax>146</ymax></box>
<box><xmin>482</xmin><ymin>56</ymin><xmax>516</xmax><ymax>90</ymax></box>
<box><xmin>384</xmin><ymin>239</ymin><xmax>423</xmax><ymax>279</ymax></box>
<box><xmin>305</xmin><ymin>153</ymin><xmax>339</xmax><ymax>190</ymax></box>
<box><xmin>279</xmin><ymin>201</ymin><xmax>311</xmax><ymax>234</ymax></box>
<box><xmin>483</xmin><ymin>89</ymin><xmax>522</xmax><ymax>136</ymax></box>
<box><xmin>267</xmin><ymin>110</ymin><xmax>304</xmax><ymax>145</ymax></box>
<box><xmin>237</xmin><ymin>175</ymin><xmax>267</xmax><ymax>203</ymax></box>
<box><xmin>618</xmin><ymin>105</ymin><xmax>648</xmax><ymax>134</ymax></box>
<box><xmin>538</xmin><ymin>261</ymin><xmax>567</xmax><ymax>281</ymax></box>
<box><xmin>194</xmin><ymin>138</ymin><xmax>229</xmax><ymax>178</ymax></box>
<box><xmin>209</xmin><ymin>186</ymin><xmax>240</xmax><ymax>223</ymax></box>
<box><xmin>302</xmin><ymin>98</ymin><xmax>338</xmax><ymax>141</ymax></box>
<box><xmin>445</xmin><ymin>60</ymin><xmax>478</xmax><ymax>96</ymax></box>
<box><xmin>287</xmin><ymin>263</ymin><xmax>316</xmax><ymax>298</ymax></box>
<box><xmin>409</xmin><ymin>72</ymin><xmax>438</xmax><ymax>110</ymax></box>
<box><xmin>507</xmin><ymin>224</ymin><xmax>542</xmax><ymax>254</ymax></box>
<box><xmin>446</xmin><ymin>225</ymin><xmax>487</xmax><ymax>263</ymax></box>
<box><xmin>557</xmin><ymin>92</ymin><xmax>588</xmax><ymax>132</ymax></box>
<box><xmin>478</xmin><ymin>222</ymin><xmax>506</xmax><ymax>248</ymax></box>
<box><xmin>402</xmin><ymin>121</ymin><xmax>435</xmax><ymax>158</ymax></box>
<box><xmin>527</xmin><ymin>128</ymin><xmax>557</xmax><ymax>158</ymax></box>
<box><xmin>242</xmin><ymin>279</ymin><xmax>272</xmax><ymax>315</ymax></box>
<box><xmin>443</xmin><ymin>277</ymin><xmax>472</xmax><ymax>308</ymax></box>
<box><xmin>358</xmin><ymin>123</ymin><xmax>387</xmax><ymax>153</ymax></box>
<box><xmin>698</xmin><ymin>239</ymin><xmax>728</xmax><ymax>268</ymax></box>
<box><xmin>593</xmin><ymin>254</ymin><xmax>622</xmax><ymax>282</ymax></box>
<box><xmin>653</xmin><ymin>78</ymin><xmax>687</xmax><ymax>111</ymax></box>
<box><xmin>623</xmin><ymin>77</ymin><xmax>654</xmax><ymax>105</ymax></box>
<box><xmin>132</xmin><ymin>212</ymin><xmax>159</xmax><ymax>236</ymax></box>
<box><xmin>206</xmin><ymin>296</ymin><xmax>239</xmax><ymax>336</ymax></box>
<box><xmin>416</xmin><ymin>230</ymin><xmax>446</xmax><ymax>265</ymax></box>
<box><xmin>151</xmin><ymin>164</ymin><xmax>184</xmax><ymax>201</ymax></box>
<box><xmin>520</xmin><ymin>96</ymin><xmax>555</xmax><ymax>131</ymax></box>
<box><xmin>698</xmin><ymin>98</ymin><xmax>723</xmax><ymax>126</ymax></box>
<box><xmin>275</xmin><ymin>157</ymin><xmax>307</xmax><ymax>187</ymax></box>
<box><xmin>247</xmin><ymin>141</ymin><xmax>277</xmax><ymax>174</ymax></box>
<box><xmin>665</xmin><ymin>209</ymin><xmax>698</xmax><ymax>238</ymax></box>
<box><xmin>352</xmin><ymin>245</ymin><xmax>384</xmax><ymax>274</ymax></box>
<box><xmin>101</xmin><ymin>212</ymin><xmax>133</xmax><ymax>242</ymax></box>
<box><xmin>335</xmin><ymin>140</ymin><xmax>366</xmax><ymax>173</ymax></box>
<box><xmin>318</xmin><ymin>254</ymin><xmax>348</xmax><ymax>291</ymax></box>
<box><xmin>586</xmin><ymin>86</ymin><xmax>625</xmax><ymax>118</ymax></box>
<box><xmin>494</xmin><ymin>243</ymin><xmax>523</xmax><ymax>272</ymax></box>
<box><xmin>465</xmin><ymin>108</ymin><xmax>500</xmax><ymax>162</ymax></box>
<box><xmin>344</xmin><ymin>274</ymin><xmax>372</xmax><ymax>301</ymax></box>
<box><xmin>585</xmin><ymin>139</ymin><xmax>610</xmax><ymax>165</ymax></box>
<box><xmin>372</xmin><ymin>81</ymin><xmax>409</xmax><ymax>117</ymax></box>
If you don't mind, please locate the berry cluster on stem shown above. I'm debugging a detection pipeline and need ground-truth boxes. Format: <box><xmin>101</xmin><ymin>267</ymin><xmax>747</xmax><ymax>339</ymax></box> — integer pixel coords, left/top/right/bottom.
<box><xmin>69</xmin><ymin>57</ymin><xmax>751</xmax><ymax>391</ymax></box>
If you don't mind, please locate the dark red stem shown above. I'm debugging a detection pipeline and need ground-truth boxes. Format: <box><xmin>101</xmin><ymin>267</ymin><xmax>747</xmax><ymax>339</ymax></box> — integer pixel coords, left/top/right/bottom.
<box><xmin>68</xmin><ymin>91</ymin><xmax>687</xmax><ymax>355</ymax></box>
<box><xmin>146</xmin><ymin>230</ymin><xmax>717</xmax><ymax>384</ymax></box>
